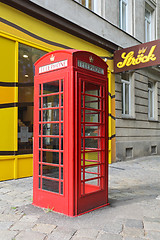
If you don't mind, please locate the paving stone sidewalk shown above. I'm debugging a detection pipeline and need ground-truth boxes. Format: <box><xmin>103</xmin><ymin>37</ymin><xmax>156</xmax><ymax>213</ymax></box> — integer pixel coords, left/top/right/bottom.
<box><xmin>0</xmin><ymin>156</ymin><xmax>160</xmax><ymax>240</ymax></box>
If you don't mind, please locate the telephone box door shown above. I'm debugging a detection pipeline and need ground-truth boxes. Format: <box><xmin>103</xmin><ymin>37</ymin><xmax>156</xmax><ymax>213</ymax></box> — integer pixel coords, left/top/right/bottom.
<box><xmin>76</xmin><ymin>74</ymin><xmax>108</xmax><ymax>215</ymax></box>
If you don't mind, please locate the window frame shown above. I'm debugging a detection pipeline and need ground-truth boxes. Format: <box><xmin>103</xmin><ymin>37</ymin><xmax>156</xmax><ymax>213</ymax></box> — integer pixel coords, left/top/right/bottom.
<box><xmin>145</xmin><ymin>8</ymin><xmax>151</xmax><ymax>42</ymax></box>
<box><xmin>74</xmin><ymin>0</ymin><xmax>104</xmax><ymax>16</ymax></box>
<box><xmin>148</xmin><ymin>80</ymin><xmax>157</xmax><ymax>121</ymax></box>
<box><xmin>121</xmin><ymin>72</ymin><xmax>135</xmax><ymax>119</ymax></box>
<box><xmin>145</xmin><ymin>1</ymin><xmax>156</xmax><ymax>42</ymax></box>
<box><xmin>121</xmin><ymin>77</ymin><xmax>131</xmax><ymax>116</ymax></box>
<box><xmin>119</xmin><ymin>0</ymin><xmax>128</xmax><ymax>31</ymax></box>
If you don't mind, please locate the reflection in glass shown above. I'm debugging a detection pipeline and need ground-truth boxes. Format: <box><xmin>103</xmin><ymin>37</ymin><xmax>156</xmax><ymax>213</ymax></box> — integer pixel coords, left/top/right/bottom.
<box><xmin>39</xmin><ymin>124</ymin><xmax>41</xmax><ymax>135</ymax></box>
<box><xmin>39</xmin><ymin>177</ymin><xmax>41</xmax><ymax>189</ymax></box>
<box><xmin>61</xmin><ymin>94</ymin><xmax>63</xmax><ymax>106</ymax></box>
<box><xmin>85</xmin><ymin>82</ymin><xmax>100</xmax><ymax>96</ymax></box>
<box><xmin>39</xmin><ymin>85</ymin><xmax>41</xmax><ymax>95</ymax></box>
<box><xmin>85</xmin><ymin>110</ymin><xmax>100</xmax><ymax>123</ymax></box>
<box><xmin>39</xmin><ymin>97</ymin><xmax>41</xmax><ymax>108</ymax></box>
<box><xmin>39</xmin><ymin>138</ymin><xmax>41</xmax><ymax>148</ymax></box>
<box><xmin>43</xmin><ymin>109</ymin><xmax>59</xmax><ymax>122</ymax></box>
<box><xmin>85</xmin><ymin>95</ymin><xmax>100</xmax><ymax>110</ymax></box>
<box><xmin>43</xmin><ymin>137</ymin><xmax>59</xmax><ymax>149</ymax></box>
<box><xmin>42</xmin><ymin>151</ymin><xmax>59</xmax><ymax>164</ymax></box>
<box><xmin>61</xmin><ymin>182</ymin><xmax>63</xmax><ymax>195</ymax></box>
<box><xmin>85</xmin><ymin>125</ymin><xmax>99</xmax><ymax>136</ymax></box>
<box><xmin>61</xmin><ymin>123</ymin><xmax>63</xmax><ymax>135</ymax></box>
<box><xmin>85</xmin><ymin>138</ymin><xmax>99</xmax><ymax>149</ymax></box>
<box><xmin>42</xmin><ymin>178</ymin><xmax>59</xmax><ymax>193</ymax></box>
<box><xmin>43</xmin><ymin>123</ymin><xmax>59</xmax><ymax>135</ymax></box>
<box><xmin>61</xmin><ymin>80</ymin><xmax>63</xmax><ymax>92</ymax></box>
<box><xmin>61</xmin><ymin>109</ymin><xmax>63</xmax><ymax>121</ymax></box>
<box><xmin>61</xmin><ymin>168</ymin><xmax>63</xmax><ymax>180</ymax></box>
<box><xmin>61</xmin><ymin>138</ymin><xmax>63</xmax><ymax>150</ymax></box>
<box><xmin>61</xmin><ymin>152</ymin><xmax>63</xmax><ymax>165</ymax></box>
<box><xmin>39</xmin><ymin>111</ymin><xmax>41</xmax><ymax>122</ymax></box>
<box><xmin>43</xmin><ymin>95</ymin><xmax>59</xmax><ymax>108</ymax></box>
<box><xmin>42</xmin><ymin>165</ymin><xmax>59</xmax><ymax>179</ymax></box>
<box><xmin>39</xmin><ymin>164</ymin><xmax>41</xmax><ymax>175</ymax></box>
<box><xmin>84</xmin><ymin>151</ymin><xmax>100</xmax><ymax>162</ymax></box>
<box><xmin>18</xmin><ymin>43</ymin><xmax>46</xmax><ymax>154</ymax></box>
<box><xmin>43</xmin><ymin>81</ymin><xmax>59</xmax><ymax>94</ymax></box>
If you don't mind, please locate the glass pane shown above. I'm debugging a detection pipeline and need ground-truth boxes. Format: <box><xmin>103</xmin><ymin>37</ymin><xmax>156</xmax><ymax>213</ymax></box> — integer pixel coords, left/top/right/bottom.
<box><xmin>39</xmin><ymin>111</ymin><xmax>41</xmax><ymax>122</ymax></box>
<box><xmin>39</xmin><ymin>124</ymin><xmax>41</xmax><ymax>135</ymax></box>
<box><xmin>42</xmin><ymin>165</ymin><xmax>59</xmax><ymax>179</ymax></box>
<box><xmin>61</xmin><ymin>152</ymin><xmax>63</xmax><ymax>165</ymax></box>
<box><xmin>61</xmin><ymin>123</ymin><xmax>63</xmax><ymax>135</ymax></box>
<box><xmin>85</xmin><ymin>165</ymin><xmax>99</xmax><ymax>180</ymax></box>
<box><xmin>18</xmin><ymin>43</ymin><xmax>46</xmax><ymax>154</ymax></box>
<box><xmin>61</xmin><ymin>138</ymin><xmax>63</xmax><ymax>150</ymax></box>
<box><xmin>84</xmin><ymin>151</ymin><xmax>101</xmax><ymax>163</ymax></box>
<box><xmin>85</xmin><ymin>110</ymin><xmax>100</xmax><ymax>123</ymax></box>
<box><xmin>149</xmin><ymin>91</ymin><xmax>153</xmax><ymax>118</ymax></box>
<box><xmin>125</xmin><ymin>84</ymin><xmax>129</xmax><ymax>114</ymax></box>
<box><xmin>43</xmin><ymin>95</ymin><xmax>59</xmax><ymax>108</ymax></box>
<box><xmin>85</xmin><ymin>95</ymin><xmax>100</xmax><ymax>110</ymax></box>
<box><xmin>43</xmin><ymin>81</ymin><xmax>59</xmax><ymax>94</ymax></box>
<box><xmin>39</xmin><ymin>85</ymin><xmax>41</xmax><ymax>95</ymax></box>
<box><xmin>61</xmin><ymin>94</ymin><xmax>63</xmax><ymax>106</ymax></box>
<box><xmin>61</xmin><ymin>182</ymin><xmax>63</xmax><ymax>195</ymax></box>
<box><xmin>43</xmin><ymin>137</ymin><xmax>59</xmax><ymax>149</ymax></box>
<box><xmin>43</xmin><ymin>109</ymin><xmax>59</xmax><ymax>122</ymax></box>
<box><xmin>39</xmin><ymin>138</ymin><xmax>41</xmax><ymax>148</ymax></box>
<box><xmin>42</xmin><ymin>178</ymin><xmax>59</xmax><ymax>193</ymax></box>
<box><xmin>81</xmin><ymin>110</ymin><xmax>84</xmax><ymax>122</ymax></box>
<box><xmin>39</xmin><ymin>98</ymin><xmax>41</xmax><ymax>108</ymax></box>
<box><xmin>85</xmin><ymin>138</ymin><xmax>99</xmax><ymax>149</ymax></box>
<box><xmin>61</xmin><ymin>80</ymin><xmax>63</xmax><ymax>92</ymax></box>
<box><xmin>42</xmin><ymin>151</ymin><xmax>59</xmax><ymax>164</ymax></box>
<box><xmin>122</xmin><ymin>2</ymin><xmax>126</xmax><ymax>30</ymax></box>
<box><xmin>39</xmin><ymin>177</ymin><xmax>41</xmax><ymax>189</ymax></box>
<box><xmin>39</xmin><ymin>164</ymin><xmax>41</xmax><ymax>175</ymax></box>
<box><xmin>43</xmin><ymin>123</ymin><xmax>59</xmax><ymax>135</ymax></box>
<box><xmin>85</xmin><ymin>125</ymin><xmax>99</xmax><ymax>136</ymax></box>
<box><xmin>61</xmin><ymin>109</ymin><xmax>63</xmax><ymax>121</ymax></box>
<box><xmin>85</xmin><ymin>82</ymin><xmax>100</xmax><ymax>96</ymax></box>
<box><xmin>61</xmin><ymin>168</ymin><xmax>63</xmax><ymax>180</ymax></box>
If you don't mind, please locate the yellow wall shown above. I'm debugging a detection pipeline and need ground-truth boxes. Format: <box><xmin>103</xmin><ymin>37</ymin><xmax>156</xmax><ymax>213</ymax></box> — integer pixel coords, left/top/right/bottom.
<box><xmin>0</xmin><ymin>2</ymin><xmax>116</xmax><ymax>181</ymax></box>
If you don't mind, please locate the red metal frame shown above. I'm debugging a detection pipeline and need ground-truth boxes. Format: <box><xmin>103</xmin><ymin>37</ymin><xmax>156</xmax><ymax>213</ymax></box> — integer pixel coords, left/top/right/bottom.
<box><xmin>33</xmin><ymin>49</ymin><xmax>108</xmax><ymax>216</ymax></box>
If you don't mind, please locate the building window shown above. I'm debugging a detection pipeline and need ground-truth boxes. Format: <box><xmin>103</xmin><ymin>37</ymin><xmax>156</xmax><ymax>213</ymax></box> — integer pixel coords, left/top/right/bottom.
<box><xmin>148</xmin><ymin>80</ymin><xmax>158</xmax><ymax>121</ymax></box>
<box><xmin>119</xmin><ymin>0</ymin><xmax>128</xmax><ymax>31</ymax></box>
<box><xmin>145</xmin><ymin>8</ymin><xmax>151</xmax><ymax>42</ymax></box>
<box><xmin>121</xmin><ymin>72</ymin><xmax>135</xmax><ymax>118</ymax></box>
<box><xmin>148</xmin><ymin>81</ymin><xmax>154</xmax><ymax>119</ymax></box>
<box><xmin>121</xmin><ymin>73</ymin><xmax>130</xmax><ymax>115</ymax></box>
<box><xmin>18</xmin><ymin>43</ymin><xmax>46</xmax><ymax>154</ymax></box>
<box><xmin>75</xmin><ymin>0</ymin><xmax>103</xmax><ymax>16</ymax></box>
<box><xmin>145</xmin><ymin>2</ymin><xmax>156</xmax><ymax>42</ymax></box>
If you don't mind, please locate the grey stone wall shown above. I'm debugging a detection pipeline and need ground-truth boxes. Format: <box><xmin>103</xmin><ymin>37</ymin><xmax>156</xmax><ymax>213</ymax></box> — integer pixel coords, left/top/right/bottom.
<box><xmin>115</xmin><ymin>68</ymin><xmax>160</xmax><ymax>161</ymax></box>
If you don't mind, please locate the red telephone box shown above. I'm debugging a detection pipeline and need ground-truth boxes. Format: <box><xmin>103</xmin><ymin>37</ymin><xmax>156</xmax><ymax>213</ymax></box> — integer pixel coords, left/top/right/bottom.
<box><xmin>33</xmin><ymin>49</ymin><xmax>109</xmax><ymax>216</ymax></box>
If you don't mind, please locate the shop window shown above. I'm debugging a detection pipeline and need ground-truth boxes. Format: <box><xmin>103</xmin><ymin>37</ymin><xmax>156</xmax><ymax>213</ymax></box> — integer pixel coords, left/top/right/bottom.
<box><xmin>18</xmin><ymin>43</ymin><xmax>46</xmax><ymax>154</ymax></box>
<box><xmin>119</xmin><ymin>0</ymin><xmax>128</xmax><ymax>31</ymax></box>
<box><xmin>121</xmin><ymin>72</ymin><xmax>135</xmax><ymax>118</ymax></box>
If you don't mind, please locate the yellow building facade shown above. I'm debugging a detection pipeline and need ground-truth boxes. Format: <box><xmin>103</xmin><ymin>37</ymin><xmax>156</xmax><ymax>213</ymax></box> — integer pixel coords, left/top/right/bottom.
<box><xmin>0</xmin><ymin>2</ymin><xmax>116</xmax><ymax>181</ymax></box>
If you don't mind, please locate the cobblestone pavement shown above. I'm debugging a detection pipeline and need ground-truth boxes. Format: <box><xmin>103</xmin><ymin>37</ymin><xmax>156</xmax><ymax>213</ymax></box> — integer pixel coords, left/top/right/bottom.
<box><xmin>0</xmin><ymin>156</ymin><xmax>160</xmax><ymax>240</ymax></box>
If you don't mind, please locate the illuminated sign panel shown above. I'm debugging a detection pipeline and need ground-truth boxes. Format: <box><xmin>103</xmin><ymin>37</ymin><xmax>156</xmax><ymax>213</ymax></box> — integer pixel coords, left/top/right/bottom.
<box><xmin>114</xmin><ymin>39</ymin><xmax>160</xmax><ymax>73</ymax></box>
